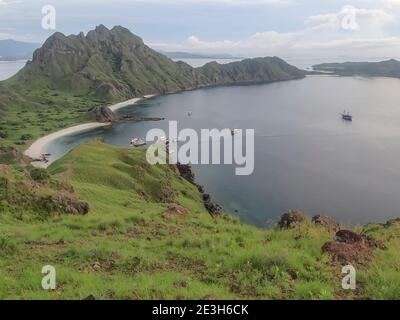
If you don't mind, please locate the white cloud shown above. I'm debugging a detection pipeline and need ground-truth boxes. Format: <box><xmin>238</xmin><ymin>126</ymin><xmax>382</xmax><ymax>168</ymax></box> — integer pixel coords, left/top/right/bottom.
<box><xmin>382</xmin><ymin>0</ymin><xmax>400</xmax><ymax>8</ymax></box>
<box><xmin>305</xmin><ymin>6</ymin><xmax>394</xmax><ymax>36</ymax></box>
<box><xmin>0</xmin><ymin>0</ymin><xmax>22</xmax><ymax>6</ymax></box>
<box><xmin>134</xmin><ymin>0</ymin><xmax>294</xmax><ymax>5</ymax></box>
<box><xmin>151</xmin><ymin>4</ymin><xmax>400</xmax><ymax>59</ymax></box>
<box><xmin>152</xmin><ymin>31</ymin><xmax>294</xmax><ymax>56</ymax></box>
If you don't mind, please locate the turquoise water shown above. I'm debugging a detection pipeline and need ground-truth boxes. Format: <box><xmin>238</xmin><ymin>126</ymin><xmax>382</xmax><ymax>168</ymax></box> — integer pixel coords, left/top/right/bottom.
<box><xmin>47</xmin><ymin>75</ymin><xmax>400</xmax><ymax>227</ymax></box>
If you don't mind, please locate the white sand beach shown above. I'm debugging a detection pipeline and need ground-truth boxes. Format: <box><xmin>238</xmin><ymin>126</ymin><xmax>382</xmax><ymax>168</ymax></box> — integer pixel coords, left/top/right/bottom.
<box><xmin>24</xmin><ymin>95</ymin><xmax>157</xmax><ymax>167</ymax></box>
<box><xmin>24</xmin><ymin>122</ymin><xmax>111</xmax><ymax>167</ymax></box>
<box><xmin>108</xmin><ymin>95</ymin><xmax>156</xmax><ymax>112</ymax></box>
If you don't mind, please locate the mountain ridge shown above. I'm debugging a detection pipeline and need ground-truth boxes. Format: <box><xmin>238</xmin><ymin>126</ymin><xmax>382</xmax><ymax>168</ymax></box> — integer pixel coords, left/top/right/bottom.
<box><xmin>313</xmin><ymin>59</ymin><xmax>400</xmax><ymax>78</ymax></box>
<box><xmin>0</xmin><ymin>39</ymin><xmax>39</xmax><ymax>61</ymax></box>
<box><xmin>9</xmin><ymin>25</ymin><xmax>306</xmax><ymax>102</ymax></box>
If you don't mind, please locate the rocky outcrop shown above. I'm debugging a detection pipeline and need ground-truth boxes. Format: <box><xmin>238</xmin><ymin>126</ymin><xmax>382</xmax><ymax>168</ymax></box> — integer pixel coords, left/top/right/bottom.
<box><xmin>278</xmin><ymin>210</ymin><xmax>306</xmax><ymax>229</ymax></box>
<box><xmin>94</xmin><ymin>106</ymin><xmax>118</xmax><ymax>123</ymax></box>
<box><xmin>202</xmin><ymin>193</ymin><xmax>222</xmax><ymax>215</ymax></box>
<box><xmin>322</xmin><ymin>241</ymin><xmax>373</xmax><ymax>265</ymax></box>
<box><xmin>176</xmin><ymin>163</ymin><xmax>221</xmax><ymax>215</ymax></box>
<box><xmin>312</xmin><ymin>214</ymin><xmax>340</xmax><ymax>233</ymax></box>
<box><xmin>176</xmin><ymin>163</ymin><xmax>195</xmax><ymax>184</ymax></box>
<box><xmin>335</xmin><ymin>230</ymin><xmax>363</xmax><ymax>244</ymax></box>
<box><xmin>322</xmin><ymin>229</ymin><xmax>386</xmax><ymax>265</ymax></box>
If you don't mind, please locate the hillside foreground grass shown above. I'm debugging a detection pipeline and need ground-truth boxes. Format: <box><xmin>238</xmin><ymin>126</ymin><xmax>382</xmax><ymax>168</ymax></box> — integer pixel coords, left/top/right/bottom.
<box><xmin>0</xmin><ymin>140</ymin><xmax>400</xmax><ymax>300</ymax></box>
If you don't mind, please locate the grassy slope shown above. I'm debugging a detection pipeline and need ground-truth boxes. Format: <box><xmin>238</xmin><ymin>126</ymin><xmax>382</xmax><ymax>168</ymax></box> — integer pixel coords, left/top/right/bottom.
<box><xmin>0</xmin><ymin>82</ymin><xmax>102</xmax><ymax>152</ymax></box>
<box><xmin>0</xmin><ymin>140</ymin><xmax>399</xmax><ymax>300</ymax></box>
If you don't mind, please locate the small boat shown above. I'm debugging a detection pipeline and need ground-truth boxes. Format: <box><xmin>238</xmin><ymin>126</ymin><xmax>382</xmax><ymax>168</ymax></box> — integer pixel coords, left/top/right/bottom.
<box><xmin>40</xmin><ymin>154</ymin><xmax>50</xmax><ymax>163</ymax></box>
<box><xmin>130</xmin><ymin>137</ymin><xmax>146</xmax><ymax>147</ymax></box>
<box><xmin>231</xmin><ymin>129</ymin><xmax>239</xmax><ymax>136</ymax></box>
<box><xmin>341</xmin><ymin>111</ymin><xmax>353</xmax><ymax>121</ymax></box>
<box><xmin>159</xmin><ymin>136</ymin><xmax>169</xmax><ymax>144</ymax></box>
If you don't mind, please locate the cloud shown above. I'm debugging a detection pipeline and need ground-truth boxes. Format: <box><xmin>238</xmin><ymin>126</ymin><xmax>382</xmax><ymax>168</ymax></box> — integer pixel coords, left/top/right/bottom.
<box><xmin>0</xmin><ymin>0</ymin><xmax>22</xmax><ymax>6</ymax></box>
<box><xmin>381</xmin><ymin>0</ymin><xmax>400</xmax><ymax>8</ymax></box>
<box><xmin>305</xmin><ymin>6</ymin><xmax>395</xmax><ymax>36</ymax></box>
<box><xmin>151</xmin><ymin>4</ymin><xmax>400</xmax><ymax>58</ymax></box>
<box><xmin>152</xmin><ymin>31</ymin><xmax>294</xmax><ymax>55</ymax></box>
<box><xmin>133</xmin><ymin>0</ymin><xmax>294</xmax><ymax>5</ymax></box>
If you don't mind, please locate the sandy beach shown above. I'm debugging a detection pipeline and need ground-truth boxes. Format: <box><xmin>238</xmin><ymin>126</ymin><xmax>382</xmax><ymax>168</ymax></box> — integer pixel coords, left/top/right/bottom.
<box><xmin>24</xmin><ymin>95</ymin><xmax>157</xmax><ymax>167</ymax></box>
<box><xmin>108</xmin><ymin>95</ymin><xmax>156</xmax><ymax>112</ymax></box>
<box><xmin>24</xmin><ymin>122</ymin><xmax>111</xmax><ymax>167</ymax></box>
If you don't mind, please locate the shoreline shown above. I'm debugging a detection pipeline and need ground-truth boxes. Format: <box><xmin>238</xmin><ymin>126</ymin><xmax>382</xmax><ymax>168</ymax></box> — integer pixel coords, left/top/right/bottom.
<box><xmin>108</xmin><ymin>94</ymin><xmax>156</xmax><ymax>112</ymax></box>
<box><xmin>24</xmin><ymin>122</ymin><xmax>111</xmax><ymax>167</ymax></box>
<box><xmin>24</xmin><ymin>95</ymin><xmax>157</xmax><ymax>167</ymax></box>
<box><xmin>22</xmin><ymin>77</ymin><xmax>307</xmax><ymax>168</ymax></box>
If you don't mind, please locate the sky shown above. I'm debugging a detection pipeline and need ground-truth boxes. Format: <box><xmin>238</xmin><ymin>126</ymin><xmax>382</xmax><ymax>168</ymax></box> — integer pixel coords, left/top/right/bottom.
<box><xmin>1</xmin><ymin>0</ymin><xmax>400</xmax><ymax>61</ymax></box>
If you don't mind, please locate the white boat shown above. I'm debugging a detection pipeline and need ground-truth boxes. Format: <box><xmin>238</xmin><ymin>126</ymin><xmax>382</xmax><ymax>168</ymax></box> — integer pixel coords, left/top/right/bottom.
<box><xmin>130</xmin><ymin>137</ymin><xmax>146</xmax><ymax>147</ymax></box>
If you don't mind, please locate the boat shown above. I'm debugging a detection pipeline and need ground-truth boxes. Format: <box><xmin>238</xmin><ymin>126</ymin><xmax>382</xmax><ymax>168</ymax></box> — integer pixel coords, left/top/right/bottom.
<box><xmin>130</xmin><ymin>137</ymin><xmax>146</xmax><ymax>147</ymax></box>
<box><xmin>341</xmin><ymin>111</ymin><xmax>353</xmax><ymax>121</ymax></box>
<box><xmin>231</xmin><ymin>129</ymin><xmax>239</xmax><ymax>136</ymax></box>
<box><xmin>159</xmin><ymin>136</ymin><xmax>169</xmax><ymax>144</ymax></box>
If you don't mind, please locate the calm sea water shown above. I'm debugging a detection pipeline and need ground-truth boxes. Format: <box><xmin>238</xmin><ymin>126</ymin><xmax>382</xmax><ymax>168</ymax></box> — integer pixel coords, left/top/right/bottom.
<box><xmin>0</xmin><ymin>60</ymin><xmax>26</xmax><ymax>80</ymax></box>
<box><xmin>46</xmin><ymin>75</ymin><xmax>400</xmax><ymax>227</ymax></box>
<box><xmin>172</xmin><ymin>58</ymin><xmax>242</xmax><ymax>67</ymax></box>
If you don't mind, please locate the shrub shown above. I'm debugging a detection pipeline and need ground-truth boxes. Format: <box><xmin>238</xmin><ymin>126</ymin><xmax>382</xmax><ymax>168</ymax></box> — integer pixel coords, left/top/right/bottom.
<box><xmin>0</xmin><ymin>131</ymin><xmax>7</xmax><ymax>139</ymax></box>
<box><xmin>20</xmin><ymin>134</ymin><xmax>33</xmax><ymax>141</ymax></box>
<box><xmin>30</xmin><ymin>168</ymin><xmax>50</xmax><ymax>182</ymax></box>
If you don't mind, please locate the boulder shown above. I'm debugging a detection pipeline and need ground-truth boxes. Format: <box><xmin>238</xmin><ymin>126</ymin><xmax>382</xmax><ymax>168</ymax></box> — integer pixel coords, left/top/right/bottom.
<box><xmin>278</xmin><ymin>210</ymin><xmax>306</xmax><ymax>229</ymax></box>
<box><xmin>312</xmin><ymin>214</ymin><xmax>340</xmax><ymax>233</ymax></box>
<box><xmin>94</xmin><ymin>106</ymin><xmax>118</xmax><ymax>123</ymax></box>
<box><xmin>335</xmin><ymin>230</ymin><xmax>363</xmax><ymax>244</ymax></box>
<box><xmin>322</xmin><ymin>229</ymin><xmax>386</xmax><ymax>265</ymax></box>
<box><xmin>322</xmin><ymin>241</ymin><xmax>373</xmax><ymax>265</ymax></box>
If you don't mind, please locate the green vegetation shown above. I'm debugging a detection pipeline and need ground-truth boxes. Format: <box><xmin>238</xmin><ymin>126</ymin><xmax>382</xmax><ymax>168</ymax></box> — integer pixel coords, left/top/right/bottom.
<box><xmin>313</xmin><ymin>59</ymin><xmax>400</xmax><ymax>78</ymax></box>
<box><xmin>0</xmin><ymin>141</ymin><xmax>399</xmax><ymax>299</ymax></box>
<box><xmin>0</xmin><ymin>26</ymin><xmax>399</xmax><ymax>300</ymax></box>
<box><xmin>0</xmin><ymin>83</ymin><xmax>103</xmax><ymax>151</ymax></box>
<box><xmin>10</xmin><ymin>25</ymin><xmax>305</xmax><ymax>102</ymax></box>
<box><xmin>0</xmin><ymin>25</ymin><xmax>305</xmax><ymax>153</ymax></box>
<box><xmin>199</xmin><ymin>57</ymin><xmax>305</xmax><ymax>86</ymax></box>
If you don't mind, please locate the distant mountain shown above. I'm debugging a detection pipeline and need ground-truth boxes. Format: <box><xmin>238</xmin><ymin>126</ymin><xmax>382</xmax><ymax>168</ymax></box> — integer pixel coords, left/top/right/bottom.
<box><xmin>313</xmin><ymin>59</ymin><xmax>400</xmax><ymax>78</ymax></box>
<box><xmin>199</xmin><ymin>57</ymin><xmax>306</xmax><ymax>86</ymax></box>
<box><xmin>0</xmin><ymin>39</ymin><xmax>39</xmax><ymax>61</ymax></box>
<box><xmin>161</xmin><ymin>51</ymin><xmax>243</xmax><ymax>60</ymax></box>
<box><xmin>9</xmin><ymin>25</ymin><xmax>305</xmax><ymax>101</ymax></box>
<box><xmin>11</xmin><ymin>25</ymin><xmax>207</xmax><ymax>101</ymax></box>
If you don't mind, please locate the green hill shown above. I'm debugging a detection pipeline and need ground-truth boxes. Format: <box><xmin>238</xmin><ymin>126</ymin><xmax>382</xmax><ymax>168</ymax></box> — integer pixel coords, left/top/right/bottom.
<box><xmin>0</xmin><ymin>141</ymin><xmax>399</xmax><ymax>299</ymax></box>
<box><xmin>199</xmin><ymin>57</ymin><xmax>305</xmax><ymax>86</ymax></box>
<box><xmin>8</xmin><ymin>25</ymin><xmax>305</xmax><ymax>101</ymax></box>
<box><xmin>0</xmin><ymin>25</ymin><xmax>305</xmax><ymax>152</ymax></box>
<box><xmin>9</xmin><ymin>25</ymin><xmax>207</xmax><ymax>101</ymax></box>
<box><xmin>313</xmin><ymin>59</ymin><xmax>400</xmax><ymax>78</ymax></box>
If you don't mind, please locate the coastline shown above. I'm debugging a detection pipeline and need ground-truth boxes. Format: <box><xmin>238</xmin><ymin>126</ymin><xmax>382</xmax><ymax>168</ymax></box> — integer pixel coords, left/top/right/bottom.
<box><xmin>24</xmin><ymin>95</ymin><xmax>157</xmax><ymax>167</ymax></box>
<box><xmin>24</xmin><ymin>122</ymin><xmax>111</xmax><ymax>167</ymax></box>
<box><xmin>22</xmin><ymin>76</ymin><xmax>307</xmax><ymax>168</ymax></box>
<box><xmin>108</xmin><ymin>94</ymin><xmax>156</xmax><ymax>112</ymax></box>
